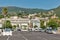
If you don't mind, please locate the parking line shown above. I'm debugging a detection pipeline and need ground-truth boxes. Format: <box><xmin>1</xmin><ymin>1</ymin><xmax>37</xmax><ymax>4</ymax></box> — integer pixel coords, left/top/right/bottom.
<box><xmin>7</xmin><ymin>36</ymin><xmax>10</xmax><ymax>40</ymax></box>
<box><xmin>22</xmin><ymin>35</ymin><xmax>28</xmax><ymax>40</ymax></box>
<box><xmin>20</xmin><ymin>33</ymin><xmax>28</xmax><ymax>40</ymax></box>
<box><xmin>39</xmin><ymin>35</ymin><xmax>48</xmax><ymax>40</ymax></box>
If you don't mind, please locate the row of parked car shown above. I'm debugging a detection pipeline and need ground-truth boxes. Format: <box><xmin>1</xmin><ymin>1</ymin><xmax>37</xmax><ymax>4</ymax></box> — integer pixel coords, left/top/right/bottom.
<box><xmin>15</xmin><ymin>28</ymin><xmax>57</xmax><ymax>34</ymax></box>
<box><xmin>28</xmin><ymin>28</ymin><xmax>57</xmax><ymax>34</ymax></box>
<box><xmin>0</xmin><ymin>28</ymin><xmax>57</xmax><ymax>36</ymax></box>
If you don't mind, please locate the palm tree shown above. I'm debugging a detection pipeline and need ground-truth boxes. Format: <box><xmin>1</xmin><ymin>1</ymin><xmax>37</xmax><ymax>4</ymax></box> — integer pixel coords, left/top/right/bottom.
<box><xmin>2</xmin><ymin>7</ymin><xmax>8</xmax><ymax>16</ymax></box>
<box><xmin>2</xmin><ymin>7</ymin><xmax>8</xmax><ymax>28</ymax></box>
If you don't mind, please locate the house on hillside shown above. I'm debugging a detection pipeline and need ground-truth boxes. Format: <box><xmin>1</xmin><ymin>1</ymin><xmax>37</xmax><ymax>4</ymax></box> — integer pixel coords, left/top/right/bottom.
<box><xmin>51</xmin><ymin>14</ymin><xmax>58</xmax><ymax>19</ymax></box>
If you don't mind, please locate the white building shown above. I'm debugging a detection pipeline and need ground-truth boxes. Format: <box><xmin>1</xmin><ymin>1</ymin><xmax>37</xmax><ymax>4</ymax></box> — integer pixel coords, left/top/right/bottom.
<box><xmin>31</xmin><ymin>18</ymin><xmax>40</xmax><ymax>28</ymax></box>
<box><xmin>0</xmin><ymin>16</ymin><xmax>48</xmax><ymax>31</ymax></box>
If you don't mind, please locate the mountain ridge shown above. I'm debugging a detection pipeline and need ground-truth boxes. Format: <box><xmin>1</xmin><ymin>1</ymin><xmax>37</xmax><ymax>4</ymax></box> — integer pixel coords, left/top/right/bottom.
<box><xmin>0</xmin><ymin>6</ymin><xmax>60</xmax><ymax>17</ymax></box>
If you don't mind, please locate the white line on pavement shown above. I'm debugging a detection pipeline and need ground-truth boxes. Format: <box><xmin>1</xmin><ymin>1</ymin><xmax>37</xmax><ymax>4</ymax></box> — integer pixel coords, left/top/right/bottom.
<box><xmin>12</xmin><ymin>33</ymin><xmax>28</xmax><ymax>40</ymax></box>
<box><xmin>39</xmin><ymin>35</ymin><xmax>48</xmax><ymax>40</ymax></box>
<box><xmin>20</xmin><ymin>34</ymin><xmax>28</xmax><ymax>40</ymax></box>
<box><xmin>22</xmin><ymin>36</ymin><xmax>28</xmax><ymax>40</ymax></box>
<box><xmin>7</xmin><ymin>36</ymin><xmax>10</xmax><ymax>40</ymax></box>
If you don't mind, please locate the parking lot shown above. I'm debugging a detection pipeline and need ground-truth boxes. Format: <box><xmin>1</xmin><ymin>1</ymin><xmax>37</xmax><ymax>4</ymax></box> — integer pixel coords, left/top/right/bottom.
<box><xmin>0</xmin><ymin>31</ymin><xmax>60</xmax><ymax>40</ymax></box>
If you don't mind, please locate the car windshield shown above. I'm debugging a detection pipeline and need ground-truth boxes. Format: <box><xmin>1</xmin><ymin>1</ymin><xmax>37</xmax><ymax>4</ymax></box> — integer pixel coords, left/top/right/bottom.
<box><xmin>5</xmin><ymin>29</ymin><xmax>11</xmax><ymax>32</ymax></box>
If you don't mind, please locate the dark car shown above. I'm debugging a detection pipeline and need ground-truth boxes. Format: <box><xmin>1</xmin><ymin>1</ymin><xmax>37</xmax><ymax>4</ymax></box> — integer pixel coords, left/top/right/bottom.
<box><xmin>17</xmin><ymin>29</ymin><xmax>21</xmax><ymax>31</ymax></box>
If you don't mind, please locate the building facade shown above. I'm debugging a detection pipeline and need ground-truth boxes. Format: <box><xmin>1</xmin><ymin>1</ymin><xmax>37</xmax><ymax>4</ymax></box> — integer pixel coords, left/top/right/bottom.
<box><xmin>0</xmin><ymin>16</ymin><xmax>48</xmax><ymax>31</ymax></box>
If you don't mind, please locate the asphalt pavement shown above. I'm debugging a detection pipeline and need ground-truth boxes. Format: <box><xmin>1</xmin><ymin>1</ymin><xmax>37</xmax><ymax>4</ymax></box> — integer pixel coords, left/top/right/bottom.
<box><xmin>0</xmin><ymin>31</ymin><xmax>60</xmax><ymax>40</ymax></box>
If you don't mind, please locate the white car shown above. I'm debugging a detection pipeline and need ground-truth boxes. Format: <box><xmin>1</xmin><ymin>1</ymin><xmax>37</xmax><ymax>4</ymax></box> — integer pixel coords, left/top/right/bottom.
<box><xmin>32</xmin><ymin>28</ymin><xmax>41</xmax><ymax>32</ymax></box>
<box><xmin>34</xmin><ymin>28</ymin><xmax>40</xmax><ymax>31</ymax></box>
<box><xmin>32</xmin><ymin>28</ymin><xmax>35</xmax><ymax>31</ymax></box>
<box><xmin>39</xmin><ymin>28</ymin><xmax>45</xmax><ymax>32</ymax></box>
<box><xmin>2</xmin><ymin>28</ymin><xmax>12</xmax><ymax>36</ymax></box>
<box><xmin>52</xmin><ymin>30</ymin><xmax>57</xmax><ymax>34</ymax></box>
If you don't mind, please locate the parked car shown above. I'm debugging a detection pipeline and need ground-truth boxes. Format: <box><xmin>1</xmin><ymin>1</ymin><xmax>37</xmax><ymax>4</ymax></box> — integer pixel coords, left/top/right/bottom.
<box><xmin>28</xmin><ymin>28</ymin><xmax>32</xmax><ymax>31</ymax></box>
<box><xmin>39</xmin><ymin>28</ymin><xmax>46</xmax><ymax>32</ymax></box>
<box><xmin>2</xmin><ymin>28</ymin><xmax>12</xmax><ymax>36</ymax></box>
<box><xmin>45</xmin><ymin>29</ymin><xmax>53</xmax><ymax>34</ymax></box>
<box><xmin>31</xmin><ymin>28</ymin><xmax>40</xmax><ymax>32</ymax></box>
<box><xmin>52</xmin><ymin>30</ymin><xmax>57</xmax><ymax>34</ymax></box>
<box><xmin>32</xmin><ymin>28</ymin><xmax>35</xmax><ymax>31</ymax></box>
<box><xmin>17</xmin><ymin>29</ymin><xmax>21</xmax><ymax>31</ymax></box>
<box><xmin>34</xmin><ymin>28</ymin><xmax>40</xmax><ymax>32</ymax></box>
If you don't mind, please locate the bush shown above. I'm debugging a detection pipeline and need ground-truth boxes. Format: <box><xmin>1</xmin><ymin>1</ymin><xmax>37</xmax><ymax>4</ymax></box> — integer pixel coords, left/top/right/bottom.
<box><xmin>34</xmin><ymin>25</ymin><xmax>38</xmax><ymax>28</ymax></box>
<box><xmin>3</xmin><ymin>20</ymin><xmax>12</xmax><ymax>29</ymax></box>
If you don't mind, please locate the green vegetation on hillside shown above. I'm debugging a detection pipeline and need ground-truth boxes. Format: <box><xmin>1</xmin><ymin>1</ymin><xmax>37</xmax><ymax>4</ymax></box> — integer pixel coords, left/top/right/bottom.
<box><xmin>0</xmin><ymin>6</ymin><xmax>60</xmax><ymax>18</ymax></box>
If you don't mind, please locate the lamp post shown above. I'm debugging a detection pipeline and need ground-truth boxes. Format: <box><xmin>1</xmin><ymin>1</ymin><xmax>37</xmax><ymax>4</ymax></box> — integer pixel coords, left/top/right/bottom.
<box><xmin>2</xmin><ymin>7</ymin><xmax>8</xmax><ymax>29</ymax></box>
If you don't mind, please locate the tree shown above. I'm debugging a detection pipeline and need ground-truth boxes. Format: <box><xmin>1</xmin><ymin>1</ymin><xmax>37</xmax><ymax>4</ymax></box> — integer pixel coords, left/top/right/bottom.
<box><xmin>3</xmin><ymin>20</ymin><xmax>12</xmax><ymax>29</ymax></box>
<box><xmin>2</xmin><ymin>7</ymin><xmax>8</xmax><ymax>16</ymax></box>
<box><xmin>17</xmin><ymin>13</ymin><xmax>22</xmax><ymax>17</ymax></box>
<box><xmin>47</xmin><ymin>19</ymin><xmax>58</xmax><ymax>30</ymax></box>
<box><xmin>0</xmin><ymin>15</ymin><xmax>4</xmax><ymax>19</ymax></box>
<box><xmin>6</xmin><ymin>14</ymin><xmax>10</xmax><ymax>18</ymax></box>
<box><xmin>30</xmin><ymin>16</ymin><xmax>32</xmax><ymax>20</ymax></box>
<box><xmin>23</xmin><ymin>25</ymin><xmax>27</xmax><ymax>30</ymax></box>
<box><xmin>12</xmin><ymin>25</ymin><xmax>17</xmax><ymax>29</ymax></box>
<box><xmin>34</xmin><ymin>25</ymin><xmax>38</xmax><ymax>28</ymax></box>
<box><xmin>40</xmin><ymin>20</ymin><xmax>46</xmax><ymax>29</ymax></box>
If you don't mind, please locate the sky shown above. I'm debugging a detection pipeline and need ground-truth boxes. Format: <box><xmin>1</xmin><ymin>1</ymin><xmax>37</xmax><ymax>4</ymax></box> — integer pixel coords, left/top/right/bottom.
<box><xmin>0</xmin><ymin>0</ymin><xmax>60</xmax><ymax>9</ymax></box>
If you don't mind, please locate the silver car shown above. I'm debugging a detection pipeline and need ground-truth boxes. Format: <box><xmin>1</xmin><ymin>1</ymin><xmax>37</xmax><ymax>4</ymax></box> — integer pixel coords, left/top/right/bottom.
<box><xmin>45</xmin><ymin>29</ymin><xmax>53</xmax><ymax>34</ymax></box>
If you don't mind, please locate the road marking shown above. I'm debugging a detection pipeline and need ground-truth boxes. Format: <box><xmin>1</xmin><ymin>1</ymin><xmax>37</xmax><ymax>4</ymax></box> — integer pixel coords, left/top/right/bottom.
<box><xmin>7</xmin><ymin>36</ymin><xmax>10</xmax><ymax>40</ymax></box>
<box><xmin>20</xmin><ymin>33</ymin><xmax>28</xmax><ymax>40</ymax></box>
<box><xmin>39</xmin><ymin>35</ymin><xmax>48</xmax><ymax>40</ymax></box>
<box><xmin>22</xmin><ymin>35</ymin><xmax>28</xmax><ymax>40</ymax></box>
<box><xmin>13</xmin><ymin>32</ymin><xmax>28</xmax><ymax>40</ymax></box>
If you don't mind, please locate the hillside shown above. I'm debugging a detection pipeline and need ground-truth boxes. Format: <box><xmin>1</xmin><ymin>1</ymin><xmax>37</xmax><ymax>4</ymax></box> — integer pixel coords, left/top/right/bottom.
<box><xmin>0</xmin><ymin>6</ymin><xmax>60</xmax><ymax>17</ymax></box>
<box><xmin>50</xmin><ymin>6</ymin><xmax>60</xmax><ymax>17</ymax></box>
<box><xmin>0</xmin><ymin>6</ymin><xmax>47</xmax><ymax>14</ymax></box>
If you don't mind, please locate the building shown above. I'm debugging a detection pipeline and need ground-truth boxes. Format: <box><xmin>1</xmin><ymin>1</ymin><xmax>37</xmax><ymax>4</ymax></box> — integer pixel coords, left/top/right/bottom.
<box><xmin>0</xmin><ymin>16</ymin><xmax>48</xmax><ymax>31</ymax></box>
<box><xmin>51</xmin><ymin>14</ymin><xmax>58</xmax><ymax>19</ymax></box>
